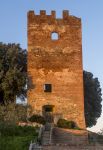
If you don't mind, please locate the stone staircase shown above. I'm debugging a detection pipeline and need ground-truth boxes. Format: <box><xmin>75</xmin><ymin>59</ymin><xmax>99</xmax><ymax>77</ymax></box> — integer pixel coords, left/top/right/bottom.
<box><xmin>29</xmin><ymin>124</ymin><xmax>103</xmax><ymax>150</ymax></box>
<box><xmin>42</xmin><ymin>126</ymin><xmax>103</xmax><ymax>150</ymax></box>
<box><xmin>41</xmin><ymin>123</ymin><xmax>52</xmax><ymax>145</ymax></box>
<box><xmin>42</xmin><ymin>131</ymin><xmax>50</xmax><ymax>145</ymax></box>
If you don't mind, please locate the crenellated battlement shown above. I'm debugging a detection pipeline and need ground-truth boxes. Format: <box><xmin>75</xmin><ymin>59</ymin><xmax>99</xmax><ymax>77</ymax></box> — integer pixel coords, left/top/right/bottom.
<box><xmin>28</xmin><ymin>10</ymin><xmax>69</xmax><ymax>18</ymax></box>
<box><xmin>28</xmin><ymin>10</ymin><xmax>81</xmax><ymax>26</ymax></box>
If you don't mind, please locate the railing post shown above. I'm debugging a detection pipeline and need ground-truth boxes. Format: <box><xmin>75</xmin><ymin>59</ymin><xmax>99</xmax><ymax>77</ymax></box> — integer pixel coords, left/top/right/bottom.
<box><xmin>49</xmin><ymin>123</ymin><xmax>53</xmax><ymax>145</ymax></box>
<box><xmin>29</xmin><ymin>140</ymin><xmax>32</xmax><ymax>150</ymax></box>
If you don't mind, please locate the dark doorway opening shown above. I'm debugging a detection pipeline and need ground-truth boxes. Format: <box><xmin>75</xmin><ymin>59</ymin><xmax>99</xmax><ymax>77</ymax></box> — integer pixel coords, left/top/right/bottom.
<box><xmin>42</xmin><ymin>105</ymin><xmax>54</xmax><ymax>123</ymax></box>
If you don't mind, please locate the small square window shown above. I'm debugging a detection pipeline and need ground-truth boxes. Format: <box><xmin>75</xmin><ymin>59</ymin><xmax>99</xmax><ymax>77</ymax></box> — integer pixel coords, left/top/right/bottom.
<box><xmin>51</xmin><ymin>32</ymin><xmax>59</xmax><ymax>40</ymax></box>
<box><xmin>44</xmin><ymin>84</ymin><xmax>52</xmax><ymax>92</ymax></box>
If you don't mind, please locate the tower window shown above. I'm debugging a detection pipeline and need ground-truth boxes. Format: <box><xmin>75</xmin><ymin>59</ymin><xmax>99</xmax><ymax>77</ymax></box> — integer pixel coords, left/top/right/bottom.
<box><xmin>51</xmin><ymin>32</ymin><xmax>59</xmax><ymax>40</ymax></box>
<box><xmin>44</xmin><ymin>84</ymin><xmax>52</xmax><ymax>92</ymax></box>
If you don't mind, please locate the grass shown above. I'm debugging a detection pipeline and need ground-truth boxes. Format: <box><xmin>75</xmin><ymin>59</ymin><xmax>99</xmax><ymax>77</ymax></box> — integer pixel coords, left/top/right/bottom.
<box><xmin>0</xmin><ymin>122</ymin><xmax>38</xmax><ymax>150</ymax></box>
<box><xmin>0</xmin><ymin>136</ymin><xmax>35</xmax><ymax>150</ymax></box>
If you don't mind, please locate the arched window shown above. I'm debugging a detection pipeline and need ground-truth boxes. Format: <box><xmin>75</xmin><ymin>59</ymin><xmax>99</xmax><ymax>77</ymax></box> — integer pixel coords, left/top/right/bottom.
<box><xmin>51</xmin><ymin>32</ymin><xmax>59</xmax><ymax>40</ymax></box>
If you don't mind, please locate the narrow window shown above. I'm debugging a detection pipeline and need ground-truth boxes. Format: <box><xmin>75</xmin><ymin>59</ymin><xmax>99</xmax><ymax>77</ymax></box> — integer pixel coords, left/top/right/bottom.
<box><xmin>51</xmin><ymin>32</ymin><xmax>59</xmax><ymax>40</ymax></box>
<box><xmin>44</xmin><ymin>84</ymin><xmax>52</xmax><ymax>92</ymax></box>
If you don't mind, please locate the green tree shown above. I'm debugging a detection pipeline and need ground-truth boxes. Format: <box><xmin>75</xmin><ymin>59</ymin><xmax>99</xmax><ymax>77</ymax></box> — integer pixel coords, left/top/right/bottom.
<box><xmin>83</xmin><ymin>71</ymin><xmax>102</xmax><ymax>127</ymax></box>
<box><xmin>0</xmin><ymin>43</ymin><xmax>27</xmax><ymax>104</ymax></box>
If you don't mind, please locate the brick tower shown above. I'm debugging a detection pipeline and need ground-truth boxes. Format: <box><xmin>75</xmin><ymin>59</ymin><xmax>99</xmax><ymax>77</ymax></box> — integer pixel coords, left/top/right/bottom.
<box><xmin>27</xmin><ymin>10</ymin><xmax>86</xmax><ymax>129</ymax></box>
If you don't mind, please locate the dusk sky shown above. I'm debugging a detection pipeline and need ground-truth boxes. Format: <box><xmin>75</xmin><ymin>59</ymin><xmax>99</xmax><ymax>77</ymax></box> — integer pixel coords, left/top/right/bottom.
<box><xmin>0</xmin><ymin>0</ymin><xmax>103</xmax><ymax>132</ymax></box>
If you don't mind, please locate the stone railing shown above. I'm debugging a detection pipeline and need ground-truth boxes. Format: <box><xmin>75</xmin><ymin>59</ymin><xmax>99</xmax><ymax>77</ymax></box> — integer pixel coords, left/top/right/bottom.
<box><xmin>49</xmin><ymin>124</ymin><xmax>54</xmax><ymax>144</ymax></box>
<box><xmin>29</xmin><ymin>141</ymin><xmax>42</xmax><ymax>150</ymax></box>
<box><xmin>29</xmin><ymin>125</ymin><xmax>44</xmax><ymax>150</ymax></box>
<box><xmin>38</xmin><ymin>125</ymin><xmax>45</xmax><ymax>144</ymax></box>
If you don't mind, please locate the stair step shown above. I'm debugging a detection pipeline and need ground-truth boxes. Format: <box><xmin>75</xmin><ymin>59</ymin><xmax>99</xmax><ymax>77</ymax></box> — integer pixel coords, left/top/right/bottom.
<box><xmin>42</xmin><ymin>145</ymin><xmax>103</xmax><ymax>150</ymax></box>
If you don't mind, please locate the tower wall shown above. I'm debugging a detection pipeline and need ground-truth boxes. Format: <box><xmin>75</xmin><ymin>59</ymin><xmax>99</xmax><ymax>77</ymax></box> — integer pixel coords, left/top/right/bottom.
<box><xmin>27</xmin><ymin>10</ymin><xmax>86</xmax><ymax>128</ymax></box>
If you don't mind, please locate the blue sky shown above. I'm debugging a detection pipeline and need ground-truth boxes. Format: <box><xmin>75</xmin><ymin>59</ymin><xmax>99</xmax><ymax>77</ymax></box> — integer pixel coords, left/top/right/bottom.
<box><xmin>0</xmin><ymin>0</ymin><xmax>103</xmax><ymax>132</ymax></box>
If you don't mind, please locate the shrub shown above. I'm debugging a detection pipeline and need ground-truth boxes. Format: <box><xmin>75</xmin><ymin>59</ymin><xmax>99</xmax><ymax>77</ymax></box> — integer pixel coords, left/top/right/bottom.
<box><xmin>0</xmin><ymin>103</ymin><xmax>27</xmax><ymax>123</ymax></box>
<box><xmin>28</xmin><ymin>114</ymin><xmax>46</xmax><ymax>125</ymax></box>
<box><xmin>57</xmin><ymin>119</ymin><xmax>78</xmax><ymax>129</ymax></box>
<box><xmin>0</xmin><ymin>122</ymin><xmax>38</xmax><ymax>150</ymax></box>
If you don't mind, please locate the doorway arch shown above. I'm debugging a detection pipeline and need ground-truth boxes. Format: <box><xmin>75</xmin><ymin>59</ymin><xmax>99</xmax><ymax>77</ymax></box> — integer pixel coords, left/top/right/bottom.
<box><xmin>42</xmin><ymin>105</ymin><xmax>54</xmax><ymax>123</ymax></box>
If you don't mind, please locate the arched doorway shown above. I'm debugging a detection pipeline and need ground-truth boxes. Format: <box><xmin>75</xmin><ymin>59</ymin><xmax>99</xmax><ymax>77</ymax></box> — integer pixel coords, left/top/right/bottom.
<box><xmin>42</xmin><ymin>105</ymin><xmax>54</xmax><ymax>123</ymax></box>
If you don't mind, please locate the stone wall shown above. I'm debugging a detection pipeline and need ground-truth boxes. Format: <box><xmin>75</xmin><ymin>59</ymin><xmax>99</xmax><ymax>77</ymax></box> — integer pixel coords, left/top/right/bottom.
<box><xmin>27</xmin><ymin>10</ymin><xmax>86</xmax><ymax>129</ymax></box>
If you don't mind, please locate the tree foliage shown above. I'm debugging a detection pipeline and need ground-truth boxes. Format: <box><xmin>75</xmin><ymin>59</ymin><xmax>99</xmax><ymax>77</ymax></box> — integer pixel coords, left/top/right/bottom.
<box><xmin>83</xmin><ymin>71</ymin><xmax>102</xmax><ymax>127</ymax></box>
<box><xmin>0</xmin><ymin>43</ymin><xmax>27</xmax><ymax>104</ymax></box>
